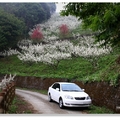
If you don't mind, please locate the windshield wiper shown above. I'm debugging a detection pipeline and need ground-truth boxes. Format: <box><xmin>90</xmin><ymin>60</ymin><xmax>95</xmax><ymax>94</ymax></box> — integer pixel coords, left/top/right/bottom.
<box><xmin>62</xmin><ymin>90</ymin><xmax>71</xmax><ymax>91</ymax></box>
<box><xmin>70</xmin><ymin>90</ymin><xmax>81</xmax><ymax>92</ymax></box>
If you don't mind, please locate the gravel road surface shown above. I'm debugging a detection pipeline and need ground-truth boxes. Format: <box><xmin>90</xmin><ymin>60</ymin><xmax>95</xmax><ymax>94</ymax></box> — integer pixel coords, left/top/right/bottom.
<box><xmin>16</xmin><ymin>89</ymin><xmax>87</xmax><ymax>114</ymax></box>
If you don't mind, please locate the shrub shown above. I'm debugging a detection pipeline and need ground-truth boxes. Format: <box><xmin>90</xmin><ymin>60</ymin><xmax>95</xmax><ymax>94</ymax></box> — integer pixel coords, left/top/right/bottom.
<box><xmin>59</xmin><ymin>24</ymin><xmax>69</xmax><ymax>37</ymax></box>
<box><xmin>29</xmin><ymin>25</ymin><xmax>44</xmax><ymax>43</ymax></box>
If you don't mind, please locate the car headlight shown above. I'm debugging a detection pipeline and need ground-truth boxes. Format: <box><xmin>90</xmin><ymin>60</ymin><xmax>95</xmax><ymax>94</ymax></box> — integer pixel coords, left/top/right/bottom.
<box><xmin>86</xmin><ymin>96</ymin><xmax>91</xmax><ymax>100</ymax></box>
<box><xmin>65</xmin><ymin>95</ymin><xmax>74</xmax><ymax>99</ymax></box>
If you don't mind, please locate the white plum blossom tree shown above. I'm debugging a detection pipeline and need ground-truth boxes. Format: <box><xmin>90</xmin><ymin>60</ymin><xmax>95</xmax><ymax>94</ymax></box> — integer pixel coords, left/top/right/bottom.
<box><xmin>16</xmin><ymin>36</ymin><xmax>112</xmax><ymax>69</ymax></box>
<box><xmin>0</xmin><ymin>36</ymin><xmax>112</xmax><ymax>69</ymax></box>
<box><xmin>17</xmin><ymin>40</ymin><xmax>72</xmax><ymax>67</ymax></box>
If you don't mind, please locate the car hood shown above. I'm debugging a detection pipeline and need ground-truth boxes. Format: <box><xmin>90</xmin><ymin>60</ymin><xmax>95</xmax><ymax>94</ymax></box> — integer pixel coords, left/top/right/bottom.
<box><xmin>61</xmin><ymin>91</ymin><xmax>89</xmax><ymax>97</ymax></box>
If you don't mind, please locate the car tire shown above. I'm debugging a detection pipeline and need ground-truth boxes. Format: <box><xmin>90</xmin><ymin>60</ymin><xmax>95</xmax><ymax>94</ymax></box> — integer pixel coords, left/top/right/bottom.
<box><xmin>48</xmin><ymin>93</ymin><xmax>52</xmax><ymax>102</ymax></box>
<box><xmin>59</xmin><ymin>98</ymin><xmax>64</xmax><ymax>109</ymax></box>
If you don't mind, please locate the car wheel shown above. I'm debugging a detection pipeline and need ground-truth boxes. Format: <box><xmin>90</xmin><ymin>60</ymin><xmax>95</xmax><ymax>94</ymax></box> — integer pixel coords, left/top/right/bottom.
<box><xmin>48</xmin><ymin>93</ymin><xmax>52</xmax><ymax>102</ymax></box>
<box><xmin>59</xmin><ymin>98</ymin><xmax>64</xmax><ymax>109</ymax></box>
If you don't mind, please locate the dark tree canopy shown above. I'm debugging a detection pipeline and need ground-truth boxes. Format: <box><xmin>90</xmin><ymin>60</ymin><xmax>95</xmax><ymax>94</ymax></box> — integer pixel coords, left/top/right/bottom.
<box><xmin>0</xmin><ymin>8</ymin><xmax>25</xmax><ymax>51</ymax></box>
<box><xmin>0</xmin><ymin>3</ymin><xmax>56</xmax><ymax>33</ymax></box>
<box><xmin>47</xmin><ymin>2</ymin><xmax>56</xmax><ymax>14</ymax></box>
<box><xmin>61</xmin><ymin>3</ymin><xmax>120</xmax><ymax>47</ymax></box>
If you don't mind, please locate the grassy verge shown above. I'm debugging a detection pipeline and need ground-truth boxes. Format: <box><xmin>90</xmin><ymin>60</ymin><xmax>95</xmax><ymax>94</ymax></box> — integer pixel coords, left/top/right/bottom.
<box><xmin>8</xmin><ymin>96</ymin><xmax>18</xmax><ymax>113</ymax></box>
<box><xmin>8</xmin><ymin>95</ymin><xmax>35</xmax><ymax>114</ymax></box>
<box><xmin>88</xmin><ymin>105</ymin><xmax>114</xmax><ymax>114</ymax></box>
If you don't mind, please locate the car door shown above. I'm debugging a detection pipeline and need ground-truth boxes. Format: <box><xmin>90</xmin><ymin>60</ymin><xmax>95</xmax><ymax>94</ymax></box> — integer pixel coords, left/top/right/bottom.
<box><xmin>51</xmin><ymin>83</ymin><xmax>60</xmax><ymax>102</ymax></box>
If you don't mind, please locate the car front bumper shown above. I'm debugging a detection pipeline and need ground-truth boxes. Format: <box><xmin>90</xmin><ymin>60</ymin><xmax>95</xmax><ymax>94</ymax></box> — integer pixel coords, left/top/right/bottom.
<box><xmin>63</xmin><ymin>99</ymin><xmax>92</xmax><ymax>107</ymax></box>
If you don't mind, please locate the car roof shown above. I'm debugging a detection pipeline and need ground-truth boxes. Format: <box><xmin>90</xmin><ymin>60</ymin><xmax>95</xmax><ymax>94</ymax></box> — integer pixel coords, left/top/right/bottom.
<box><xmin>54</xmin><ymin>82</ymin><xmax>75</xmax><ymax>85</ymax></box>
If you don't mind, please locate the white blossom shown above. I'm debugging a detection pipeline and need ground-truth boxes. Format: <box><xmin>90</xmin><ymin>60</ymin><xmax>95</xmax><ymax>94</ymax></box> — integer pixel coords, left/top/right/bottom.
<box><xmin>0</xmin><ymin>74</ymin><xmax>16</xmax><ymax>90</ymax></box>
<box><xmin>0</xmin><ymin>48</ymin><xmax>20</xmax><ymax>57</ymax></box>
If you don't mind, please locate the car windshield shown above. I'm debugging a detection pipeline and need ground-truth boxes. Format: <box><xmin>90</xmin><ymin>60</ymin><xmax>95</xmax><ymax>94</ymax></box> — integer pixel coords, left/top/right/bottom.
<box><xmin>61</xmin><ymin>83</ymin><xmax>83</xmax><ymax>92</ymax></box>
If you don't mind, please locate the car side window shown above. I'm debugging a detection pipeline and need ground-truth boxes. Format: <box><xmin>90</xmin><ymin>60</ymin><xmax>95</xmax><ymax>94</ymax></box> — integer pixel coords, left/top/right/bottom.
<box><xmin>52</xmin><ymin>83</ymin><xmax>57</xmax><ymax>89</ymax></box>
<box><xmin>56</xmin><ymin>83</ymin><xmax>60</xmax><ymax>91</ymax></box>
<box><xmin>52</xmin><ymin>83</ymin><xmax>60</xmax><ymax>90</ymax></box>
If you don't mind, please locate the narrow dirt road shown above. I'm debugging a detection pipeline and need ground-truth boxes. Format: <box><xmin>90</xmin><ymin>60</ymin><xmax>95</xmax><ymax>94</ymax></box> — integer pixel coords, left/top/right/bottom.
<box><xmin>16</xmin><ymin>89</ymin><xmax>87</xmax><ymax>114</ymax></box>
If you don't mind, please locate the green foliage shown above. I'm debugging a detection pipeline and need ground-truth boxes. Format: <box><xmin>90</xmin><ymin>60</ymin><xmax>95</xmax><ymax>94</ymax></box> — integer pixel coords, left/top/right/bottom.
<box><xmin>0</xmin><ymin>3</ymin><xmax>56</xmax><ymax>35</ymax></box>
<box><xmin>61</xmin><ymin>3</ymin><xmax>120</xmax><ymax>47</ymax></box>
<box><xmin>0</xmin><ymin>8</ymin><xmax>25</xmax><ymax>51</ymax></box>
<box><xmin>8</xmin><ymin>96</ymin><xmax>18</xmax><ymax>113</ymax></box>
<box><xmin>88</xmin><ymin>105</ymin><xmax>114</xmax><ymax>114</ymax></box>
<box><xmin>15</xmin><ymin>3</ymin><xmax>47</xmax><ymax>30</ymax></box>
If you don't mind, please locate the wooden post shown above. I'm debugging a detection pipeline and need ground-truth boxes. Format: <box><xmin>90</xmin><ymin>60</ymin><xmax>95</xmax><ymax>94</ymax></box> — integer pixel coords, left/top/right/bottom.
<box><xmin>0</xmin><ymin>82</ymin><xmax>15</xmax><ymax>113</ymax></box>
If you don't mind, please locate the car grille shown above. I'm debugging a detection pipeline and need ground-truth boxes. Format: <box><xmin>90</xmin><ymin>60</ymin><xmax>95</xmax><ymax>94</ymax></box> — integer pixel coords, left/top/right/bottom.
<box><xmin>75</xmin><ymin>97</ymin><xmax>85</xmax><ymax>100</ymax></box>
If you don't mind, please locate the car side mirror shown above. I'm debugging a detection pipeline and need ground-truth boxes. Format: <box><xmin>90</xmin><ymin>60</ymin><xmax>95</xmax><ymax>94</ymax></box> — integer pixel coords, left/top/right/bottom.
<box><xmin>82</xmin><ymin>89</ymin><xmax>85</xmax><ymax>92</ymax></box>
<box><xmin>56</xmin><ymin>88</ymin><xmax>60</xmax><ymax>91</ymax></box>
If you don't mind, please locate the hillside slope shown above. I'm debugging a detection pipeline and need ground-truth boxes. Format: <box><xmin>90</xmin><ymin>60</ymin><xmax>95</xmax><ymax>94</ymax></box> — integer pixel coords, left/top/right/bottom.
<box><xmin>0</xmin><ymin>48</ymin><xmax>119</xmax><ymax>86</ymax></box>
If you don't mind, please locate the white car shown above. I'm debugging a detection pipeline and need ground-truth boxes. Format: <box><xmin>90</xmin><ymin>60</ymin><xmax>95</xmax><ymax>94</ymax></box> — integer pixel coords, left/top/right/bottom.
<box><xmin>48</xmin><ymin>82</ymin><xmax>92</xmax><ymax>109</ymax></box>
